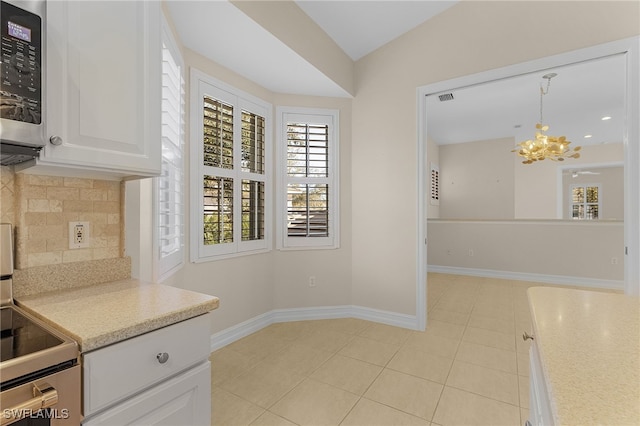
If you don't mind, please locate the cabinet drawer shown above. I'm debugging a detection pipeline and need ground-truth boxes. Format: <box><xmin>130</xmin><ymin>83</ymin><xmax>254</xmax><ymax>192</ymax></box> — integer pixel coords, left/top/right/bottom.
<box><xmin>82</xmin><ymin>361</ymin><xmax>211</xmax><ymax>426</ymax></box>
<box><xmin>83</xmin><ymin>313</ymin><xmax>211</xmax><ymax>417</ymax></box>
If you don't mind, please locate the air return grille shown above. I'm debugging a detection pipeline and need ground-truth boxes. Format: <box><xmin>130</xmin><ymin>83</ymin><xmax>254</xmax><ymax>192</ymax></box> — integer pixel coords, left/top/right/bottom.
<box><xmin>438</xmin><ymin>93</ymin><xmax>454</xmax><ymax>102</ymax></box>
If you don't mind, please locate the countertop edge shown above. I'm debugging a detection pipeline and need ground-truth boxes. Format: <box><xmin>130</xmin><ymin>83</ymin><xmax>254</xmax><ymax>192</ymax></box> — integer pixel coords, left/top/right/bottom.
<box><xmin>15</xmin><ymin>279</ymin><xmax>220</xmax><ymax>353</ymax></box>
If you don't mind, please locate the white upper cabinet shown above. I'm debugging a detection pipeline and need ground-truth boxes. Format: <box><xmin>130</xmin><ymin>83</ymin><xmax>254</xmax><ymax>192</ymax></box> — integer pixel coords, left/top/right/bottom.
<box><xmin>29</xmin><ymin>1</ymin><xmax>161</xmax><ymax>179</ymax></box>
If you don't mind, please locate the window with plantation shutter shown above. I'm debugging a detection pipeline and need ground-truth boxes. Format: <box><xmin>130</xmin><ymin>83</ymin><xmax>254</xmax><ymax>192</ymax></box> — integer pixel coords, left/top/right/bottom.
<box><xmin>190</xmin><ymin>69</ymin><xmax>271</xmax><ymax>261</ymax></box>
<box><xmin>154</xmin><ymin>17</ymin><xmax>184</xmax><ymax>281</ymax></box>
<box><xmin>570</xmin><ymin>184</ymin><xmax>601</xmax><ymax>220</ymax></box>
<box><xmin>276</xmin><ymin>108</ymin><xmax>339</xmax><ymax>249</ymax></box>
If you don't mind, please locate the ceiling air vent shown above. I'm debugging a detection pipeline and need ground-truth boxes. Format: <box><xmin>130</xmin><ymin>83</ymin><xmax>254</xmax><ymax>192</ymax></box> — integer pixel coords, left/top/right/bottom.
<box><xmin>438</xmin><ymin>93</ymin><xmax>454</xmax><ymax>102</ymax></box>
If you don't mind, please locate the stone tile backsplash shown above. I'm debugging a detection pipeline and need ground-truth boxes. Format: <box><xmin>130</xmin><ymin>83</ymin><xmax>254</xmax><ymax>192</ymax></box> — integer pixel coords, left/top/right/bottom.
<box><xmin>1</xmin><ymin>166</ymin><xmax>124</xmax><ymax>270</ymax></box>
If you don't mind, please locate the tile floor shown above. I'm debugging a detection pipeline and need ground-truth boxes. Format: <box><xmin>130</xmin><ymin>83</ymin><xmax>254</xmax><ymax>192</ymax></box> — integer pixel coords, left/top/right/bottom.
<box><xmin>209</xmin><ymin>274</ymin><xmax>569</xmax><ymax>425</ymax></box>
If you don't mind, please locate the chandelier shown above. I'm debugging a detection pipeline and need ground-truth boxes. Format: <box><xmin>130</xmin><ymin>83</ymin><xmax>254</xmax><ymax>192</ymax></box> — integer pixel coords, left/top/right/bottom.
<box><xmin>513</xmin><ymin>73</ymin><xmax>581</xmax><ymax>164</ymax></box>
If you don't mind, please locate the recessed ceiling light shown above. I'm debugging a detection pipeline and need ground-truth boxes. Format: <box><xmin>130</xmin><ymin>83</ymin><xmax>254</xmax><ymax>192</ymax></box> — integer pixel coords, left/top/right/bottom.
<box><xmin>601</xmin><ymin>116</ymin><xmax>612</xmax><ymax>121</ymax></box>
<box><xmin>584</xmin><ymin>134</ymin><xmax>593</xmax><ymax>138</ymax></box>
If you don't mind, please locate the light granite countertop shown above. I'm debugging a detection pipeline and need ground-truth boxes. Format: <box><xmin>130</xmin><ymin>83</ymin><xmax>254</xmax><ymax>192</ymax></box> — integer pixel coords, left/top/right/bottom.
<box><xmin>15</xmin><ymin>279</ymin><xmax>219</xmax><ymax>353</ymax></box>
<box><xmin>528</xmin><ymin>287</ymin><xmax>639</xmax><ymax>425</ymax></box>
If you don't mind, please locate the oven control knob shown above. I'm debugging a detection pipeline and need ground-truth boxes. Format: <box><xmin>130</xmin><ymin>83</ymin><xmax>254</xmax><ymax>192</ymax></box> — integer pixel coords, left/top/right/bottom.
<box><xmin>157</xmin><ymin>352</ymin><xmax>169</xmax><ymax>364</ymax></box>
<box><xmin>49</xmin><ymin>135</ymin><xmax>63</xmax><ymax>146</ymax></box>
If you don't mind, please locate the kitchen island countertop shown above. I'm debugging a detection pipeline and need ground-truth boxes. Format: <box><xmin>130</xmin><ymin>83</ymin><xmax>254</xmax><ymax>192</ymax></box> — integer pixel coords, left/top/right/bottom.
<box><xmin>528</xmin><ymin>286</ymin><xmax>639</xmax><ymax>425</ymax></box>
<box><xmin>15</xmin><ymin>279</ymin><xmax>219</xmax><ymax>352</ymax></box>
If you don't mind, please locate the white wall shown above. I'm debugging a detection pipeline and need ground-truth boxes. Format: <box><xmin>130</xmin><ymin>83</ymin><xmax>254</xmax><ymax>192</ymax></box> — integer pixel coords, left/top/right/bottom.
<box><xmin>562</xmin><ymin>166</ymin><xmax>624</xmax><ymax>220</ymax></box>
<box><xmin>427</xmin><ymin>219</ymin><xmax>624</xmax><ymax>286</ymax></box>
<box><xmin>153</xmin><ymin>49</ymin><xmax>354</xmax><ymax>335</ymax></box>
<box><xmin>515</xmin><ymin>143</ymin><xmax>623</xmax><ymax>218</ymax></box>
<box><xmin>140</xmin><ymin>2</ymin><xmax>640</xmax><ymax>337</ymax></box>
<box><xmin>439</xmin><ymin>137</ymin><xmax>515</xmax><ymax>219</ymax></box>
<box><xmin>351</xmin><ymin>1</ymin><xmax>639</xmax><ymax>317</ymax></box>
<box><xmin>271</xmin><ymin>94</ymin><xmax>353</xmax><ymax>311</ymax></box>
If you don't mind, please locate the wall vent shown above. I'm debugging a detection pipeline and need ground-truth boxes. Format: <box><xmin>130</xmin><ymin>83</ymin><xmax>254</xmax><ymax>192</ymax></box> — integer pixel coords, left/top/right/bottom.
<box><xmin>438</xmin><ymin>93</ymin><xmax>454</xmax><ymax>102</ymax></box>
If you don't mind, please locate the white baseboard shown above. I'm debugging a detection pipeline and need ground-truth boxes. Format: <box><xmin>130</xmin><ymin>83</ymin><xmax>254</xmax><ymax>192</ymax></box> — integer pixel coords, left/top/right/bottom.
<box><xmin>210</xmin><ymin>305</ymin><xmax>418</xmax><ymax>352</ymax></box>
<box><xmin>427</xmin><ymin>265</ymin><xmax>624</xmax><ymax>290</ymax></box>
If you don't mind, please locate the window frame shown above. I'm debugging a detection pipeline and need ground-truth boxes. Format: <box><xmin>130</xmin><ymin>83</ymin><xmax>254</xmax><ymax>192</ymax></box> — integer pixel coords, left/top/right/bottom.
<box><xmin>190</xmin><ymin>69</ymin><xmax>272</xmax><ymax>262</ymax></box>
<box><xmin>153</xmin><ymin>13</ymin><xmax>185</xmax><ymax>282</ymax></box>
<box><xmin>569</xmin><ymin>183</ymin><xmax>602</xmax><ymax>220</ymax></box>
<box><xmin>276</xmin><ymin>107</ymin><xmax>340</xmax><ymax>250</ymax></box>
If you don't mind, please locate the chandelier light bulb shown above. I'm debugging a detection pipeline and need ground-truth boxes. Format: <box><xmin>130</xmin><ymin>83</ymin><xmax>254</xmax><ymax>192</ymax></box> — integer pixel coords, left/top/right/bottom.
<box><xmin>512</xmin><ymin>73</ymin><xmax>581</xmax><ymax>164</ymax></box>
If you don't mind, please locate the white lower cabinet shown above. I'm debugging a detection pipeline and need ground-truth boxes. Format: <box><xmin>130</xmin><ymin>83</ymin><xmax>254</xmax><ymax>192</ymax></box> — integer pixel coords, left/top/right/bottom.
<box><xmin>82</xmin><ymin>362</ymin><xmax>210</xmax><ymax>426</ymax></box>
<box><xmin>528</xmin><ymin>343</ymin><xmax>554</xmax><ymax>426</ymax></box>
<box><xmin>81</xmin><ymin>313</ymin><xmax>212</xmax><ymax>425</ymax></box>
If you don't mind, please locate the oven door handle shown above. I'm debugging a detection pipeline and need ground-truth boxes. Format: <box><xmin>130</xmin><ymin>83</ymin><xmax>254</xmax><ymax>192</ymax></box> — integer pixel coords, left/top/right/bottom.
<box><xmin>1</xmin><ymin>382</ymin><xmax>58</xmax><ymax>425</ymax></box>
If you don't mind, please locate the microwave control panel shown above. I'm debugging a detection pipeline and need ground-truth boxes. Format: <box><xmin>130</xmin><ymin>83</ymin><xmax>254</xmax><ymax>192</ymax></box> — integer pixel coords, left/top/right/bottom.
<box><xmin>1</xmin><ymin>1</ymin><xmax>42</xmax><ymax>124</ymax></box>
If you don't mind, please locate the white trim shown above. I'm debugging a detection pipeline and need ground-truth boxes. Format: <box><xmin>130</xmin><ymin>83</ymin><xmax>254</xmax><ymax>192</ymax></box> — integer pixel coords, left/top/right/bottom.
<box><xmin>418</xmin><ymin>36</ymin><xmax>640</xmax><ymax>300</ymax></box>
<box><xmin>275</xmin><ymin>106</ymin><xmax>340</xmax><ymax>250</ymax></box>
<box><xmin>416</xmin><ymin>90</ymin><xmax>428</xmax><ymax>332</ymax></box>
<box><xmin>209</xmin><ymin>305</ymin><xmax>418</xmax><ymax>352</ymax></box>
<box><xmin>189</xmin><ymin>68</ymin><xmax>273</xmax><ymax>263</ymax></box>
<box><xmin>428</xmin><ymin>265</ymin><xmax>624</xmax><ymax>291</ymax></box>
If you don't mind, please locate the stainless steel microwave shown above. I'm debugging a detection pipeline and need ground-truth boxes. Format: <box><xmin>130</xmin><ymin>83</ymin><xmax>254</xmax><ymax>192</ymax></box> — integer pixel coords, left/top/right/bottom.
<box><xmin>0</xmin><ymin>0</ymin><xmax>45</xmax><ymax>165</ymax></box>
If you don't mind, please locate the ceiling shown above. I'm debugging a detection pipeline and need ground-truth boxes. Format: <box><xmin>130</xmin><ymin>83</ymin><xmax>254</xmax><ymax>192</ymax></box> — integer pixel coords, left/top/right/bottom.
<box><xmin>294</xmin><ymin>1</ymin><xmax>458</xmax><ymax>61</ymax></box>
<box><xmin>166</xmin><ymin>1</ymin><xmax>457</xmax><ymax>97</ymax></box>
<box><xmin>166</xmin><ymin>1</ymin><xmax>625</xmax><ymax>148</ymax></box>
<box><xmin>426</xmin><ymin>54</ymin><xmax>626</xmax><ymax>147</ymax></box>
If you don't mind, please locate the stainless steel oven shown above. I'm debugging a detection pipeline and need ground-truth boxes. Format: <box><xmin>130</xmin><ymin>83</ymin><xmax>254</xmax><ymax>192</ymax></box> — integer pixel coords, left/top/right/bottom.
<box><xmin>1</xmin><ymin>224</ymin><xmax>80</xmax><ymax>425</ymax></box>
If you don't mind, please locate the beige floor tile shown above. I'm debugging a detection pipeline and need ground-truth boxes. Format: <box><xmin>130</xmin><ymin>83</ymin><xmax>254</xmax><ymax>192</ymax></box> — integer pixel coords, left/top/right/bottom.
<box><xmin>364</xmin><ymin>369</ymin><xmax>443</xmax><ymax>421</ymax></box>
<box><xmin>210</xmin><ymin>348</ymin><xmax>259</xmax><ymax>387</ymax></box>
<box><xmin>428</xmin><ymin>308</ymin><xmax>469</xmax><ymax>326</ymax></box>
<box><xmin>467</xmin><ymin>313</ymin><xmax>515</xmax><ymax>335</ymax></box>
<box><xmin>295</xmin><ymin>328</ymin><xmax>354</xmax><ymax>353</ymax></box>
<box><xmin>471</xmin><ymin>301</ymin><xmax>514</xmax><ymax>321</ymax></box>
<box><xmin>314</xmin><ymin>318</ymin><xmax>373</xmax><ymax>335</ymax></box>
<box><xmin>260</xmin><ymin>342</ymin><xmax>333</xmax><ymax>376</ymax></box>
<box><xmin>358</xmin><ymin>322</ymin><xmax>411</xmax><ymax>345</ymax></box>
<box><xmin>220</xmin><ymin>362</ymin><xmax>304</xmax><ymax>409</ymax></box>
<box><xmin>463</xmin><ymin>326</ymin><xmax>516</xmax><ymax>352</ymax></box>
<box><xmin>446</xmin><ymin>360</ymin><xmax>519</xmax><ymax>406</ymax></box>
<box><xmin>424</xmin><ymin>319</ymin><xmax>465</xmax><ymax>340</ymax></box>
<box><xmin>519</xmin><ymin>375</ymin><xmax>530</xmax><ymax>408</ymax></box>
<box><xmin>517</xmin><ymin>352</ymin><xmax>530</xmax><ymax>377</ymax></box>
<box><xmin>309</xmin><ymin>354</ymin><xmax>382</xmax><ymax>395</ymax></box>
<box><xmin>340</xmin><ymin>397</ymin><xmax>430</xmax><ymax>426</ymax></box>
<box><xmin>269</xmin><ymin>378</ymin><xmax>359</xmax><ymax>426</ymax></box>
<box><xmin>249</xmin><ymin>411</ymin><xmax>297</xmax><ymax>426</ymax></box>
<box><xmin>260</xmin><ymin>321</ymin><xmax>312</xmax><ymax>341</ymax></box>
<box><xmin>338</xmin><ymin>336</ymin><xmax>399</xmax><ymax>366</ymax></box>
<box><xmin>521</xmin><ymin>407</ymin><xmax>531</xmax><ymax>426</ymax></box>
<box><xmin>404</xmin><ymin>331</ymin><xmax>460</xmax><ymax>359</ymax></box>
<box><xmin>434</xmin><ymin>297</ymin><xmax>474</xmax><ymax>314</ymax></box>
<box><xmin>387</xmin><ymin>346</ymin><xmax>453</xmax><ymax>384</ymax></box>
<box><xmin>432</xmin><ymin>386</ymin><xmax>521</xmax><ymax>426</ymax></box>
<box><xmin>454</xmin><ymin>341</ymin><xmax>517</xmax><ymax>374</ymax></box>
<box><xmin>211</xmin><ymin>388</ymin><xmax>264</xmax><ymax>426</ymax></box>
<box><xmin>226</xmin><ymin>332</ymin><xmax>291</xmax><ymax>362</ymax></box>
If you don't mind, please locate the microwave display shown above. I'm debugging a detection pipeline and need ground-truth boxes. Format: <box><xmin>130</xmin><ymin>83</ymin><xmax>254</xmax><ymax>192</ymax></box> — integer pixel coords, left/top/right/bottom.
<box><xmin>7</xmin><ymin>20</ymin><xmax>31</xmax><ymax>43</ymax></box>
<box><xmin>0</xmin><ymin>1</ymin><xmax>42</xmax><ymax>124</ymax></box>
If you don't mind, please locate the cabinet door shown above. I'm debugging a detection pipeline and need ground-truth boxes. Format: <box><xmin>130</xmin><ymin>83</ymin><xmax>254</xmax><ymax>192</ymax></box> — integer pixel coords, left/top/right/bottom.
<box><xmin>82</xmin><ymin>361</ymin><xmax>211</xmax><ymax>426</ymax></box>
<box><xmin>43</xmin><ymin>1</ymin><xmax>161</xmax><ymax>178</ymax></box>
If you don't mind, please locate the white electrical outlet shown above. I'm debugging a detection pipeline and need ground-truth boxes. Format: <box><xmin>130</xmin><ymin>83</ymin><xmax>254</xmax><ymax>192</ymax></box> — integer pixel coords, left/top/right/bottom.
<box><xmin>309</xmin><ymin>276</ymin><xmax>316</xmax><ymax>287</ymax></box>
<box><xmin>69</xmin><ymin>222</ymin><xmax>90</xmax><ymax>249</ymax></box>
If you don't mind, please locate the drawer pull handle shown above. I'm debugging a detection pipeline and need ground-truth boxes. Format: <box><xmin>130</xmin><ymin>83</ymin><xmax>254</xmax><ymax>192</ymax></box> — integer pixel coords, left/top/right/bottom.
<box><xmin>157</xmin><ymin>352</ymin><xmax>169</xmax><ymax>364</ymax></box>
<box><xmin>49</xmin><ymin>135</ymin><xmax>63</xmax><ymax>146</ymax></box>
<box><xmin>522</xmin><ymin>332</ymin><xmax>535</xmax><ymax>341</ymax></box>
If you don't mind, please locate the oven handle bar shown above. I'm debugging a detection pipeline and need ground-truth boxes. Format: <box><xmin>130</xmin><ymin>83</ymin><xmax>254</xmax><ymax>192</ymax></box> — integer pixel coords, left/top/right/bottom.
<box><xmin>1</xmin><ymin>383</ymin><xmax>58</xmax><ymax>425</ymax></box>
